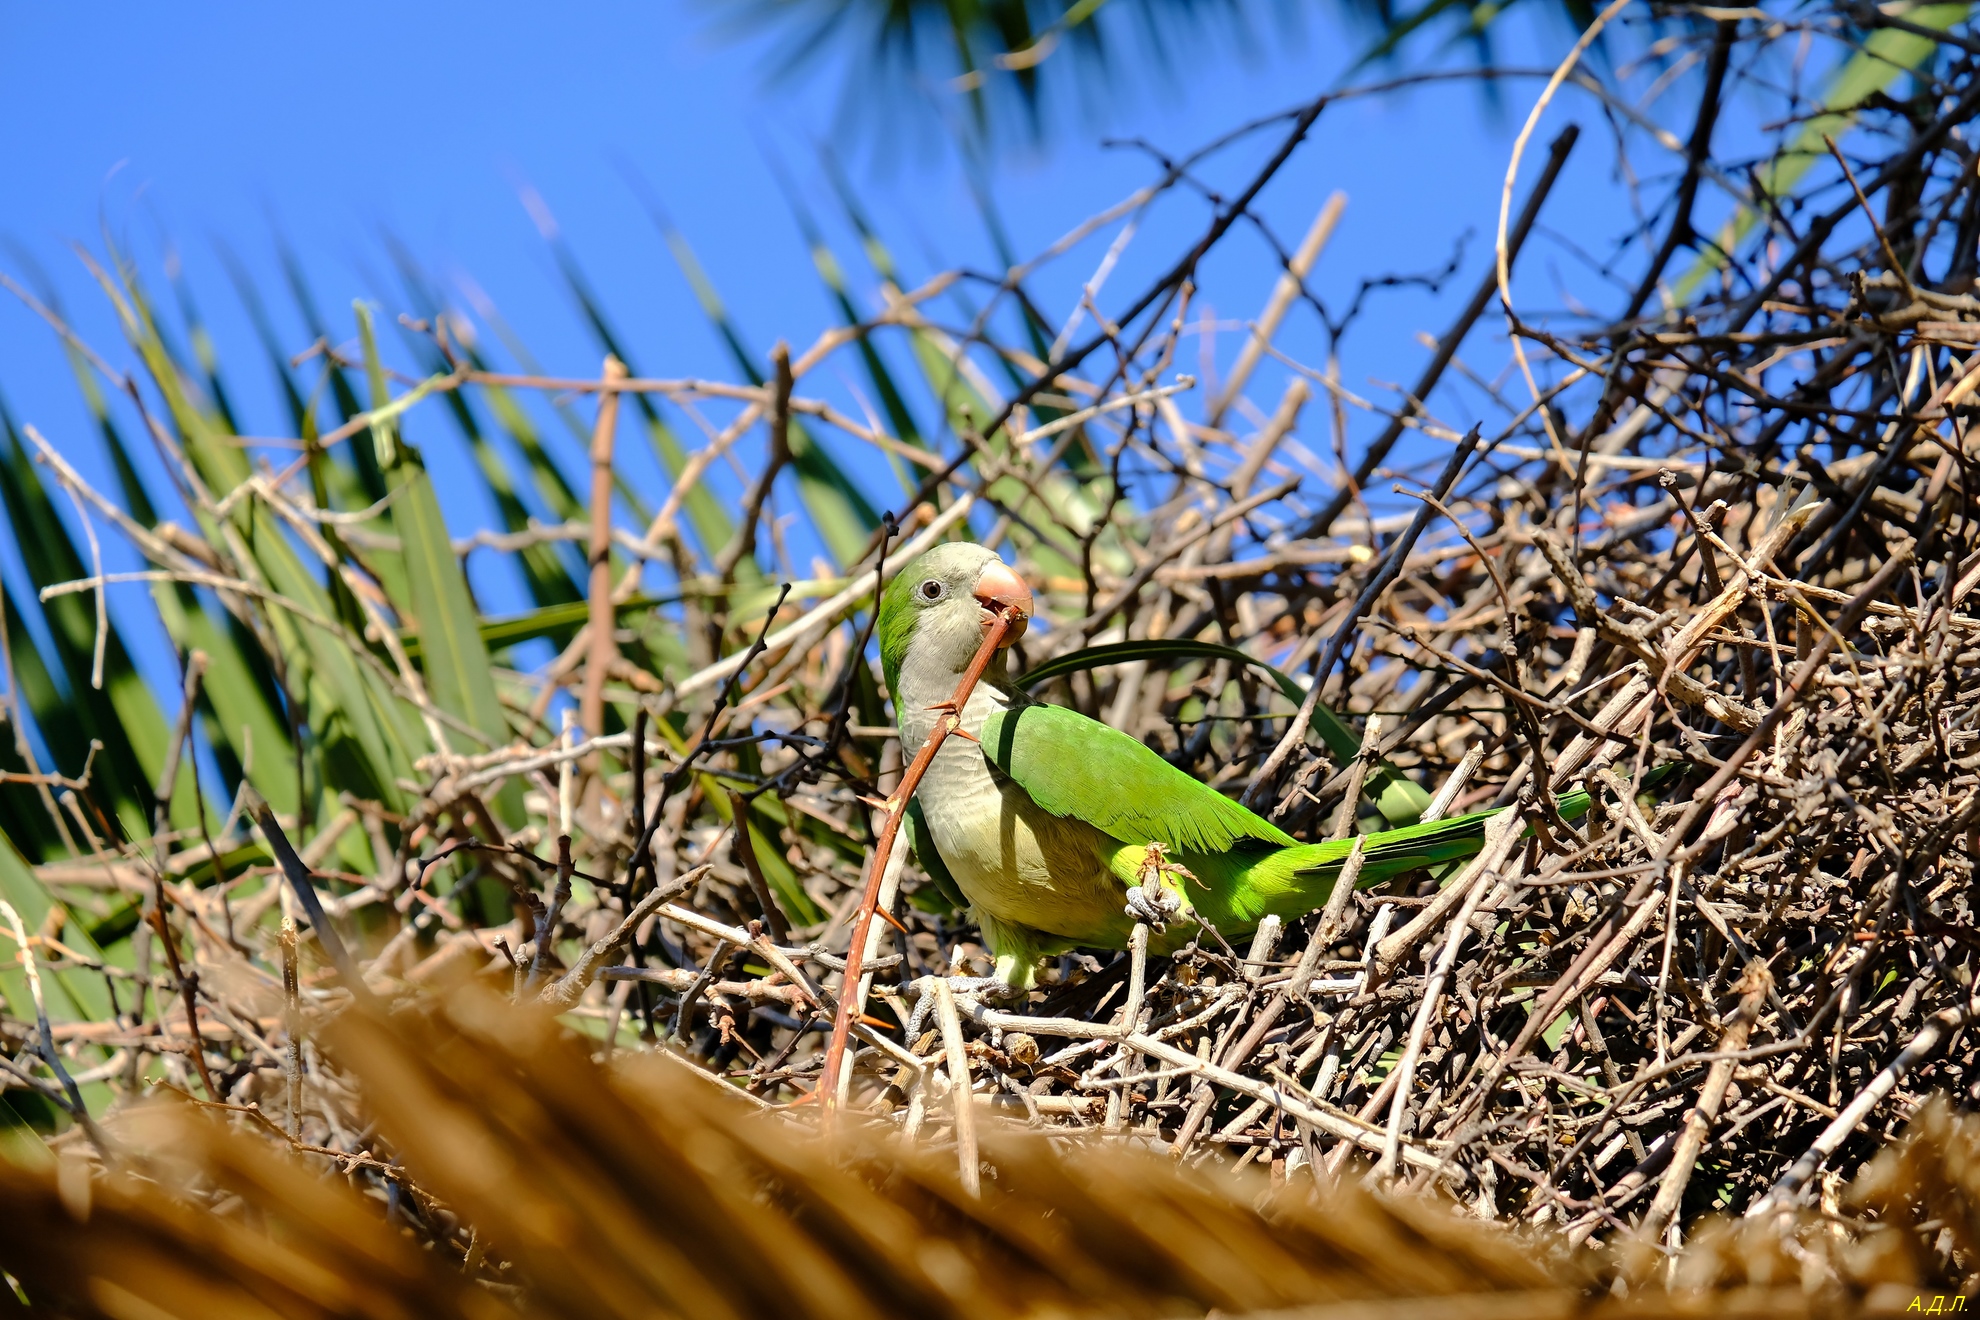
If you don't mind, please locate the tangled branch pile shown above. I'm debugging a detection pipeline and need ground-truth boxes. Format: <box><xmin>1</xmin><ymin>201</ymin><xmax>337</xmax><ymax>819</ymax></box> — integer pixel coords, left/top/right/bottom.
<box><xmin>8</xmin><ymin>1</ymin><xmax>1980</xmax><ymax>1305</ymax></box>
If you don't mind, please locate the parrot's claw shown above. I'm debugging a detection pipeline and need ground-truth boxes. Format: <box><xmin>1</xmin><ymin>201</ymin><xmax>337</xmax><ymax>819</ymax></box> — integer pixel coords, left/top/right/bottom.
<box><xmin>903</xmin><ymin>975</ymin><xmax>1025</xmax><ymax>1039</ymax></box>
<box><xmin>1124</xmin><ymin>884</ymin><xmax>1184</xmax><ymax>932</ymax></box>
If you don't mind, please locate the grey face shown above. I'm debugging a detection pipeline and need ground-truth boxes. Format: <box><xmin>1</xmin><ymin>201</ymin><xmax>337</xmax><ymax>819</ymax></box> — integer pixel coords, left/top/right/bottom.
<box><xmin>901</xmin><ymin>543</ymin><xmax>1005</xmax><ymax>674</ymax></box>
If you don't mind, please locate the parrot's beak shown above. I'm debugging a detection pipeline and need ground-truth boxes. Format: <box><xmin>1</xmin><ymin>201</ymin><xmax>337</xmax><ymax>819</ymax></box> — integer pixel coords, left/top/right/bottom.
<box><xmin>973</xmin><ymin>560</ymin><xmax>1032</xmax><ymax>647</ymax></box>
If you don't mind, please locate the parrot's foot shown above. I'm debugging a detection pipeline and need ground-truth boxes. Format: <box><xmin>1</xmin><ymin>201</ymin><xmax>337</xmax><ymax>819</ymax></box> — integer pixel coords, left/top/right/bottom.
<box><xmin>1123</xmin><ymin>884</ymin><xmax>1184</xmax><ymax>932</ymax></box>
<box><xmin>903</xmin><ymin>975</ymin><xmax>1025</xmax><ymax>1039</ymax></box>
<box><xmin>1126</xmin><ymin>843</ymin><xmax>1194</xmax><ymax>933</ymax></box>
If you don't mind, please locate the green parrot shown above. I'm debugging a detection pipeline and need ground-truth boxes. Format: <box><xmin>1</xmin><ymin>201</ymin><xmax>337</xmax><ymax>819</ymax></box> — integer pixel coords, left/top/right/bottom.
<box><xmin>881</xmin><ymin>542</ymin><xmax>1646</xmax><ymax>993</ymax></box>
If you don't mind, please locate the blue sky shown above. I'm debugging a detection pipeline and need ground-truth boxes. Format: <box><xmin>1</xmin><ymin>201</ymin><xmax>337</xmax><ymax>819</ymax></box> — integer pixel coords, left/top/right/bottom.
<box><xmin>0</xmin><ymin>1</ymin><xmax>1684</xmax><ymax>708</ymax></box>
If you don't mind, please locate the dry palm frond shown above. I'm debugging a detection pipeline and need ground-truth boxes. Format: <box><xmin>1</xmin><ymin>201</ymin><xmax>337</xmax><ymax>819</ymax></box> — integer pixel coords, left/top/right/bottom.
<box><xmin>6</xmin><ymin>985</ymin><xmax>1980</xmax><ymax>1317</ymax></box>
<box><xmin>4</xmin><ymin>984</ymin><xmax>1578</xmax><ymax>1319</ymax></box>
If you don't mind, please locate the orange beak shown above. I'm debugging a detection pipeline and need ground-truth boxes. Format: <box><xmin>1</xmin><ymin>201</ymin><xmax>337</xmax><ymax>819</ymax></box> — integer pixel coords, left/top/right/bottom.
<box><xmin>972</xmin><ymin>559</ymin><xmax>1032</xmax><ymax>647</ymax></box>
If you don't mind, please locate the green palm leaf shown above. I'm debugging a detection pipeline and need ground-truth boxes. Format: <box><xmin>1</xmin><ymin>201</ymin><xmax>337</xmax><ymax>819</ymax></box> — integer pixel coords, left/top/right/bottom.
<box><xmin>399</xmin><ymin>595</ymin><xmax>666</xmax><ymax>661</ymax></box>
<box><xmin>0</xmin><ymin>417</ymin><xmax>174</xmax><ymax>838</ymax></box>
<box><xmin>90</xmin><ymin>257</ymin><xmax>419</xmax><ymax>816</ymax></box>
<box><xmin>385</xmin><ymin>245</ymin><xmax>586</xmax><ymax>608</ymax></box>
<box><xmin>355</xmin><ymin>304</ymin><xmax>521</xmax><ymax>820</ymax></box>
<box><xmin>0</xmin><ymin>832</ymin><xmax>116</xmax><ymax>1111</ymax></box>
<box><xmin>47</xmin><ymin>294</ymin><xmax>299</xmax><ymax>821</ymax></box>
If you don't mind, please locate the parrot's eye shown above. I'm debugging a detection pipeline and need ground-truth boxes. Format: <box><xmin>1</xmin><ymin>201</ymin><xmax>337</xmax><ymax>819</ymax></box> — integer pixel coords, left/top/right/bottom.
<box><xmin>919</xmin><ymin>579</ymin><xmax>947</xmax><ymax>601</ymax></box>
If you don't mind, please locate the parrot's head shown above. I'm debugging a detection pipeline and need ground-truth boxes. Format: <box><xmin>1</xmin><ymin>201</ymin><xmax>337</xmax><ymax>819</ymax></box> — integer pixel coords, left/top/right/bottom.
<box><xmin>877</xmin><ymin>542</ymin><xmax>1032</xmax><ymax>696</ymax></box>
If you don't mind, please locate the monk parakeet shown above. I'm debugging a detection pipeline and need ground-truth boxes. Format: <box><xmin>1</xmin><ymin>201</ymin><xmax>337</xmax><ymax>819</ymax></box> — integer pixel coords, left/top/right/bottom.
<box><xmin>882</xmin><ymin>542</ymin><xmax>1634</xmax><ymax>991</ymax></box>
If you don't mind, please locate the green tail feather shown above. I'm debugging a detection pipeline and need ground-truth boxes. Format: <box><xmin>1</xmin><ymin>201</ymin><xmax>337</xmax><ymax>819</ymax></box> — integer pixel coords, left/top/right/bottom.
<box><xmin>1300</xmin><ymin>761</ymin><xmax>1684</xmax><ymax>884</ymax></box>
<box><xmin>1189</xmin><ymin>764</ymin><xmax>1685</xmax><ymax>934</ymax></box>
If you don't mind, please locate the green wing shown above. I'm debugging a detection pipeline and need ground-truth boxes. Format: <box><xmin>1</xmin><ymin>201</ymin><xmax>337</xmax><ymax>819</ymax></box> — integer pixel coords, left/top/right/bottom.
<box><xmin>982</xmin><ymin>702</ymin><xmax>1296</xmax><ymax>853</ymax></box>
